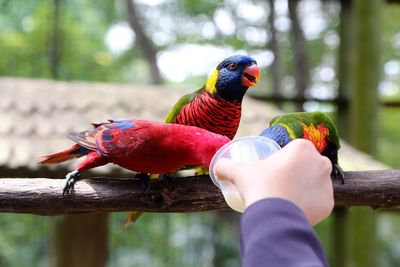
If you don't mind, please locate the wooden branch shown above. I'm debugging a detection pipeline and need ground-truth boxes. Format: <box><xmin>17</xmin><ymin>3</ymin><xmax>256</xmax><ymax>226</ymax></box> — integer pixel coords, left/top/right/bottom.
<box><xmin>0</xmin><ymin>170</ymin><xmax>399</xmax><ymax>215</ymax></box>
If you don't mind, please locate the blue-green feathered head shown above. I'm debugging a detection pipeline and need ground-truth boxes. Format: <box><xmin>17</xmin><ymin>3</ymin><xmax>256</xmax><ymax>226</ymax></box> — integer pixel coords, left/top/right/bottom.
<box><xmin>205</xmin><ymin>55</ymin><xmax>259</xmax><ymax>102</ymax></box>
<box><xmin>260</xmin><ymin>125</ymin><xmax>292</xmax><ymax>148</ymax></box>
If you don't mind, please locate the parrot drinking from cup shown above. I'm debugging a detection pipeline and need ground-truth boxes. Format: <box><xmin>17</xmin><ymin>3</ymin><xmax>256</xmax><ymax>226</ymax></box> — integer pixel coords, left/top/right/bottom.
<box><xmin>39</xmin><ymin>119</ymin><xmax>231</xmax><ymax>195</ymax></box>
<box><xmin>165</xmin><ymin>55</ymin><xmax>260</xmax><ymax>139</ymax></box>
<box><xmin>259</xmin><ymin>111</ymin><xmax>344</xmax><ymax>183</ymax></box>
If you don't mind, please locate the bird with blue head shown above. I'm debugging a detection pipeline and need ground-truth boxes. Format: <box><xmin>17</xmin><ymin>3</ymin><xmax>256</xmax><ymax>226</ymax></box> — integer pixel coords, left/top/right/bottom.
<box><xmin>165</xmin><ymin>54</ymin><xmax>260</xmax><ymax>139</ymax></box>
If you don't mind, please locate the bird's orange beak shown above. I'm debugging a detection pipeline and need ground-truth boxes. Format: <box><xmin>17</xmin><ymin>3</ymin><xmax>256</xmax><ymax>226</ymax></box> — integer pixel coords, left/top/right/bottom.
<box><xmin>242</xmin><ymin>64</ymin><xmax>260</xmax><ymax>87</ymax></box>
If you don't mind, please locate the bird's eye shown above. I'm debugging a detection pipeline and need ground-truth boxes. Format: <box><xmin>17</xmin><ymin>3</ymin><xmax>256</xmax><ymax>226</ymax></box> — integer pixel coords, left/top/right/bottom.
<box><xmin>227</xmin><ymin>63</ymin><xmax>238</xmax><ymax>71</ymax></box>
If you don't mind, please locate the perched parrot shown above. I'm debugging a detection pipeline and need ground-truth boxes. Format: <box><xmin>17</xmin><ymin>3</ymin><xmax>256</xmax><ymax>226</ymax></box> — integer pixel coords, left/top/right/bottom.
<box><xmin>127</xmin><ymin>55</ymin><xmax>260</xmax><ymax>224</ymax></box>
<box><xmin>165</xmin><ymin>55</ymin><xmax>260</xmax><ymax>139</ymax></box>
<box><xmin>259</xmin><ymin>111</ymin><xmax>344</xmax><ymax>182</ymax></box>
<box><xmin>40</xmin><ymin>119</ymin><xmax>231</xmax><ymax>195</ymax></box>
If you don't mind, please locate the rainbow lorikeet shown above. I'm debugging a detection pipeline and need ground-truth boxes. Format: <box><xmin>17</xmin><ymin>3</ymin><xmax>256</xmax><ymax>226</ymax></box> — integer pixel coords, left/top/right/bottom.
<box><xmin>165</xmin><ymin>55</ymin><xmax>260</xmax><ymax>139</ymax></box>
<box><xmin>40</xmin><ymin>119</ymin><xmax>231</xmax><ymax>195</ymax></box>
<box><xmin>125</xmin><ymin>55</ymin><xmax>259</xmax><ymax>224</ymax></box>
<box><xmin>259</xmin><ymin>111</ymin><xmax>344</xmax><ymax>182</ymax></box>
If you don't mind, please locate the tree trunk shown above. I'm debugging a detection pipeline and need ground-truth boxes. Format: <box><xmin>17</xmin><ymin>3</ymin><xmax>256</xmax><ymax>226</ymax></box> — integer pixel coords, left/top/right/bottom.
<box><xmin>331</xmin><ymin>2</ymin><xmax>353</xmax><ymax>266</ymax></box>
<box><xmin>49</xmin><ymin>0</ymin><xmax>62</xmax><ymax>79</ymax></box>
<box><xmin>348</xmin><ymin>207</ymin><xmax>378</xmax><ymax>267</ymax></box>
<box><xmin>53</xmin><ymin>213</ymin><xmax>109</xmax><ymax>267</ymax></box>
<box><xmin>288</xmin><ymin>0</ymin><xmax>309</xmax><ymax>112</ymax></box>
<box><xmin>331</xmin><ymin>206</ymin><xmax>349</xmax><ymax>267</ymax></box>
<box><xmin>346</xmin><ymin>0</ymin><xmax>382</xmax><ymax>267</ymax></box>
<box><xmin>267</xmin><ymin>0</ymin><xmax>283</xmax><ymax>109</ymax></box>
<box><xmin>337</xmin><ymin>0</ymin><xmax>352</xmax><ymax>140</ymax></box>
<box><xmin>125</xmin><ymin>0</ymin><xmax>163</xmax><ymax>85</ymax></box>
<box><xmin>348</xmin><ymin>0</ymin><xmax>381</xmax><ymax>155</ymax></box>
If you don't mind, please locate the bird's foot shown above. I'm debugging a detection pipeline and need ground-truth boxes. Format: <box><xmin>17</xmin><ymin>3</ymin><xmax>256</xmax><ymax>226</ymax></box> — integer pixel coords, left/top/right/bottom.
<box><xmin>124</xmin><ymin>211</ymin><xmax>143</xmax><ymax>228</ymax></box>
<box><xmin>194</xmin><ymin>166</ymin><xmax>209</xmax><ymax>176</ymax></box>
<box><xmin>159</xmin><ymin>173</ymin><xmax>171</xmax><ymax>186</ymax></box>
<box><xmin>135</xmin><ymin>172</ymin><xmax>151</xmax><ymax>192</ymax></box>
<box><xmin>63</xmin><ymin>170</ymin><xmax>81</xmax><ymax>196</ymax></box>
<box><xmin>331</xmin><ymin>164</ymin><xmax>345</xmax><ymax>184</ymax></box>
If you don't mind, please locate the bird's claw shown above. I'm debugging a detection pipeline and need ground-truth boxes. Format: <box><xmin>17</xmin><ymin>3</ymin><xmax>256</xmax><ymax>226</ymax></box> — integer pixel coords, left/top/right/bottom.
<box><xmin>331</xmin><ymin>164</ymin><xmax>345</xmax><ymax>184</ymax></box>
<box><xmin>194</xmin><ymin>166</ymin><xmax>209</xmax><ymax>176</ymax></box>
<box><xmin>63</xmin><ymin>170</ymin><xmax>81</xmax><ymax>196</ymax></box>
<box><xmin>135</xmin><ymin>173</ymin><xmax>151</xmax><ymax>192</ymax></box>
<box><xmin>159</xmin><ymin>173</ymin><xmax>170</xmax><ymax>186</ymax></box>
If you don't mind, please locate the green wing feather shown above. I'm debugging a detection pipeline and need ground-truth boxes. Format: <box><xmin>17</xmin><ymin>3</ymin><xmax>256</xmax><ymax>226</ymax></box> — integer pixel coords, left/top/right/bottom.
<box><xmin>269</xmin><ymin>112</ymin><xmax>340</xmax><ymax>149</ymax></box>
<box><xmin>165</xmin><ymin>88</ymin><xmax>202</xmax><ymax>123</ymax></box>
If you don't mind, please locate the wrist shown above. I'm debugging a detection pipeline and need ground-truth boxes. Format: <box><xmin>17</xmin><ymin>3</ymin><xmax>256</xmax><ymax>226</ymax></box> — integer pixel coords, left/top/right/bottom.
<box><xmin>245</xmin><ymin>197</ymin><xmax>306</xmax><ymax>219</ymax></box>
<box><xmin>243</xmin><ymin>184</ymin><xmax>295</xmax><ymax>209</ymax></box>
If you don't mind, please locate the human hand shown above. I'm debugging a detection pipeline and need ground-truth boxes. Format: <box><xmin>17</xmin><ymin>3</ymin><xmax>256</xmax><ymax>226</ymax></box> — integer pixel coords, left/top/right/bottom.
<box><xmin>214</xmin><ymin>139</ymin><xmax>334</xmax><ymax>225</ymax></box>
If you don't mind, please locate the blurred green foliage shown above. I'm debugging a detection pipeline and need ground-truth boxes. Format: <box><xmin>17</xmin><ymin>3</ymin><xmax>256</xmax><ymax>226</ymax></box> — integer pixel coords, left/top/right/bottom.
<box><xmin>0</xmin><ymin>0</ymin><xmax>130</xmax><ymax>81</ymax></box>
<box><xmin>109</xmin><ymin>212</ymin><xmax>240</xmax><ymax>267</ymax></box>
<box><xmin>0</xmin><ymin>0</ymin><xmax>400</xmax><ymax>266</ymax></box>
<box><xmin>0</xmin><ymin>215</ymin><xmax>51</xmax><ymax>267</ymax></box>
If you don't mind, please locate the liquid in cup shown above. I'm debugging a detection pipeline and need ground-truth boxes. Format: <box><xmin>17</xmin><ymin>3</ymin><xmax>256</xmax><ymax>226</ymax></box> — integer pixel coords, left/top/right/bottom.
<box><xmin>209</xmin><ymin>136</ymin><xmax>281</xmax><ymax>212</ymax></box>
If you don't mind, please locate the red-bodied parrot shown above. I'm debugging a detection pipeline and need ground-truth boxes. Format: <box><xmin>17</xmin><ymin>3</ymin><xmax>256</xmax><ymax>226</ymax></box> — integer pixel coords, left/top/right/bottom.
<box><xmin>40</xmin><ymin>119</ymin><xmax>231</xmax><ymax>195</ymax></box>
<box><xmin>259</xmin><ymin>111</ymin><xmax>344</xmax><ymax>182</ymax></box>
<box><xmin>165</xmin><ymin>55</ymin><xmax>260</xmax><ymax>139</ymax></box>
<box><xmin>125</xmin><ymin>55</ymin><xmax>260</xmax><ymax>224</ymax></box>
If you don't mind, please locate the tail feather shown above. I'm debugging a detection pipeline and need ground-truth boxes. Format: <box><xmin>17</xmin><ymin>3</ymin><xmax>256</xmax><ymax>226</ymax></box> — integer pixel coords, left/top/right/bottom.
<box><xmin>124</xmin><ymin>212</ymin><xmax>143</xmax><ymax>228</ymax></box>
<box><xmin>39</xmin><ymin>144</ymin><xmax>88</xmax><ymax>164</ymax></box>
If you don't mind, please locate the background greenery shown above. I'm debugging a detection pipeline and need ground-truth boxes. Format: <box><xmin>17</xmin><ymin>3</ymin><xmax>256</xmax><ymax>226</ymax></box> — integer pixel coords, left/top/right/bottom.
<box><xmin>0</xmin><ymin>0</ymin><xmax>399</xmax><ymax>266</ymax></box>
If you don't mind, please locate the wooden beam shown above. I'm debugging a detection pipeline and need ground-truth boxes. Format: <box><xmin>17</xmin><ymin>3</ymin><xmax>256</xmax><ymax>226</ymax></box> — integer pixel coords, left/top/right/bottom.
<box><xmin>0</xmin><ymin>170</ymin><xmax>399</xmax><ymax>215</ymax></box>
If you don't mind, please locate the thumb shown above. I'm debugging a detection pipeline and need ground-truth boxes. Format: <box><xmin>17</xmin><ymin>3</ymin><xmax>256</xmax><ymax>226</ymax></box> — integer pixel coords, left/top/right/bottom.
<box><xmin>214</xmin><ymin>158</ymin><xmax>241</xmax><ymax>185</ymax></box>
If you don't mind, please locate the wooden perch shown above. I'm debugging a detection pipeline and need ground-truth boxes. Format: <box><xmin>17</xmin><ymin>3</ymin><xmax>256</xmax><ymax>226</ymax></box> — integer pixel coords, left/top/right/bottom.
<box><xmin>0</xmin><ymin>169</ymin><xmax>400</xmax><ymax>215</ymax></box>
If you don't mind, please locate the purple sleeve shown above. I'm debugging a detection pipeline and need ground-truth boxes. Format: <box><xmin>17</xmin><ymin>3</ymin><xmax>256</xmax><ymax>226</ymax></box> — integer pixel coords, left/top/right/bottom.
<box><xmin>240</xmin><ymin>198</ymin><xmax>329</xmax><ymax>267</ymax></box>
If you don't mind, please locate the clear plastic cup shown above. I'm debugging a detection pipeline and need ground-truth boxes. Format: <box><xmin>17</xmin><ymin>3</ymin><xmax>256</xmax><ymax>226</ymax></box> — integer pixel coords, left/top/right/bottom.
<box><xmin>209</xmin><ymin>136</ymin><xmax>281</xmax><ymax>212</ymax></box>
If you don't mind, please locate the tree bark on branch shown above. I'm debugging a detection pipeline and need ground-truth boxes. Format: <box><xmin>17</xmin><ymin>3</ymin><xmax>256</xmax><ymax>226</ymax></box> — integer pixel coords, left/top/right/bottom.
<box><xmin>0</xmin><ymin>170</ymin><xmax>399</xmax><ymax>215</ymax></box>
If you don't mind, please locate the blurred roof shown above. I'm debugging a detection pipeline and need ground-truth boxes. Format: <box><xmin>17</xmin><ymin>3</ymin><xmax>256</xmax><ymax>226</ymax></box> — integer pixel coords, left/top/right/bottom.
<box><xmin>0</xmin><ymin>77</ymin><xmax>387</xmax><ymax>177</ymax></box>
